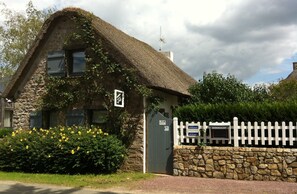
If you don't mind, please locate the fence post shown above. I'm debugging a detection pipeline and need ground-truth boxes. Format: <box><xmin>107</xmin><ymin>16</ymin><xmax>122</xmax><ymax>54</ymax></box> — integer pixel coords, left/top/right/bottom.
<box><xmin>282</xmin><ymin>121</ymin><xmax>286</xmax><ymax>146</ymax></box>
<box><xmin>233</xmin><ymin>117</ymin><xmax>239</xmax><ymax>147</ymax></box>
<box><xmin>173</xmin><ymin>117</ymin><xmax>178</xmax><ymax>146</ymax></box>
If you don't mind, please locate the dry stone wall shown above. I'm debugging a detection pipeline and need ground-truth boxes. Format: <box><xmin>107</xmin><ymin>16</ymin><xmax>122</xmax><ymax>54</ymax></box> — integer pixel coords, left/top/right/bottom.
<box><xmin>174</xmin><ymin>146</ymin><xmax>297</xmax><ymax>182</ymax></box>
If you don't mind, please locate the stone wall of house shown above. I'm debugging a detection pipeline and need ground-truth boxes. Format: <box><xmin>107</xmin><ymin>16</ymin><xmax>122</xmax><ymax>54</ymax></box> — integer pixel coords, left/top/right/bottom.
<box><xmin>11</xmin><ymin>16</ymin><xmax>145</xmax><ymax>172</ymax></box>
<box><xmin>121</xmin><ymin>116</ymin><xmax>144</xmax><ymax>172</ymax></box>
<box><xmin>174</xmin><ymin>146</ymin><xmax>297</xmax><ymax>182</ymax></box>
<box><xmin>120</xmin><ymin>92</ymin><xmax>144</xmax><ymax>172</ymax></box>
<box><xmin>13</xmin><ymin>17</ymin><xmax>76</xmax><ymax>129</ymax></box>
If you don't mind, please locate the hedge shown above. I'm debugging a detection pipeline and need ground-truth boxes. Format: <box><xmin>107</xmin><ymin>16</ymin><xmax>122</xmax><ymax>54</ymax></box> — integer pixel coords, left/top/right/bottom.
<box><xmin>173</xmin><ymin>101</ymin><xmax>297</xmax><ymax>123</ymax></box>
<box><xmin>0</xmin><ymin>126</ymin><xmax>126</xmax><ymax>174</ymax></box>
<box><xmin>0</xmin><ymin>128</ymin><xmax>13</xmax><ymax>138</ymax></box>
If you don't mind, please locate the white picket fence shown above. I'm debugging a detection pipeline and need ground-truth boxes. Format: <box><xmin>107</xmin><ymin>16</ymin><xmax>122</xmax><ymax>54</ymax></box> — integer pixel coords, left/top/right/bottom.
<box><xmin>173</xmin><ymin>117</ymin><xmax>297</xmax><ymax>147</ymax></box>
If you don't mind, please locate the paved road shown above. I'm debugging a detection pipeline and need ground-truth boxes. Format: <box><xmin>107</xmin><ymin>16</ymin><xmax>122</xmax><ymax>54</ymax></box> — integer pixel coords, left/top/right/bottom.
<box><xmin>0</xmin><ymin>176</ymin><xmax>297</xmax><ymax>194</ymax></box>
<box><xmin>0</xmin><ymin>181</ymin><xmax>124</xmax><ymax>194</ymax></box>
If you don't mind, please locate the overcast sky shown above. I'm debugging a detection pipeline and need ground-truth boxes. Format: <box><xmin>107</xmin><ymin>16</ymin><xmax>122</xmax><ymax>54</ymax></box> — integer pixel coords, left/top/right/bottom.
<box><xmin>1</xmin><ymin>0</ymin><xmax>297</xmax><ymax>85</ymax></box>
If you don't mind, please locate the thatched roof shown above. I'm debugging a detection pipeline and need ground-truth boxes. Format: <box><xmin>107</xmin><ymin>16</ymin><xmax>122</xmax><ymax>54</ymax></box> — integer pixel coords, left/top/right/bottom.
<box><xmin>4</xmin><ymin>8</ymin><xmax>196</xmax><ymax>99</ymax></box>
<box><xmin>286</xmin><ymin>62</ymin><xmax>297</xmax><ymax>80</ymax></box>
<box><xmin>286</xmin><ymin>71</ymin><xmax>297</xmax><ymax>80</ymax></box>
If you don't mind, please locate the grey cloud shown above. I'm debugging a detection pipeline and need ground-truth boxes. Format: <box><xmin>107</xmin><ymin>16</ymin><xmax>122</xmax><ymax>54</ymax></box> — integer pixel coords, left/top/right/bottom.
<box><xmin>186</xmin><ymin>0</ymin><xmax>297</xmax><ymax>44</ymax></box>
<box><xmin>179</xmin><ymin>0</ymin><xmax>297</xmax><ymax>83</ymax></box>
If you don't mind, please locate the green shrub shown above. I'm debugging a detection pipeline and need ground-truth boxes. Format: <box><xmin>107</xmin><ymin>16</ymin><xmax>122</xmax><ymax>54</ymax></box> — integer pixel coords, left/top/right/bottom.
<box><xmin>0</xmin><ymin>126</ymin><xmax>126</xmax><ymax>174</ymax></box>
<box><xmin>188</xmin><ymin>72</ymin><xmax>270</xmax><ymax>104</ymax></box>
<box><xmin>0</xmin><ymin>128</ymin><xmax>13</xmax><ymax>138</ymax></box>
<box><xmin>174</xmin><ymin>101</ymin><xmax>297</xmax><ymax>122</ymax></box>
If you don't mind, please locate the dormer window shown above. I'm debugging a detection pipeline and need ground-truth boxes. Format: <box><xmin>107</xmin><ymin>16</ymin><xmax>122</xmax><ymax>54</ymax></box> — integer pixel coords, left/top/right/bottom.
<box><xmin>70</xmin><ymin>50</ymin><xmax>86</xmax><ymax>75</ymax></box>
<box><xmin>47</xmin><ymin>51</ymin><xmax>65</xmax><ymax>76</ymax></box>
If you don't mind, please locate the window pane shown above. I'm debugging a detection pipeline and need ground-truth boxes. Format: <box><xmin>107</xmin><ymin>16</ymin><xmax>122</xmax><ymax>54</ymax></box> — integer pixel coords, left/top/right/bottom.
<box><xmin>47</xmin><ymin>51</ymin><xmax>65</xmax><ymax>75</ymax></box>
<box><xmin>49</xmin><ymin>111</ymin><xmax>59</xmax><ymax>128</ymax></box>
<box><xmin>92</xmin><ymin>110</ymin><xmax>108</xmax><ymax>124</ymax></box>
<box><xmin>66</xmin><ymin>110</ymin><xmax>84</xmax><ymax>126</ymax></box>
<box><xmin>4</xmin><ymin>110</ymin><xmax>12</xmax><ymax>128</ymax></box>
<box><xmin>29</xmin><ymin>111</ymin><xmax>42</xmax><ymax>129</ymax></box>
<box><xmin>72</xmin><ymin>51</ymin><xmax>86</xmax><ymax>73</ymax></box>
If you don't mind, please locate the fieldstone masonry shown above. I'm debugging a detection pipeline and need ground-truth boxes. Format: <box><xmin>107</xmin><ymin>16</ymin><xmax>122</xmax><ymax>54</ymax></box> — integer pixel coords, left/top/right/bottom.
<box><xmin>173</xmin><ymin>146</ymin><xmax>297</xmax><ymax>182</ymax></box>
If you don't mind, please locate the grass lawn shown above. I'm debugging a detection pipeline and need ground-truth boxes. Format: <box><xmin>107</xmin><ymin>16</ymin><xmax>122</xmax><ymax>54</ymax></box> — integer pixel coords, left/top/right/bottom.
<box><xmin>0</xmin><ymin>171</ymin><xmax>155</xmax><ymax>189</ymax></box>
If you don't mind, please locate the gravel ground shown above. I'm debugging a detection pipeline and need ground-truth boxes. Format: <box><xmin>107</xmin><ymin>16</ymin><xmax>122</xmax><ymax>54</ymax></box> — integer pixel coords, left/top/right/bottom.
<box><xmin>0</xmin><ymin>176</ymin><xmax>296</xmax><ymax>194</ymax></box>
<box><xmin>130</xmin><ymin>175</ymin><xmax>297</xmax><ymax>194</ymax></box>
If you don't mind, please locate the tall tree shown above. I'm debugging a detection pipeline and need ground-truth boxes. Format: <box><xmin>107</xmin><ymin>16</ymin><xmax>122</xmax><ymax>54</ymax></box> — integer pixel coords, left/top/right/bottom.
<box><xmin>0</xmin><ymin>1</ymin><xmax>55</xmax><ymax>78</ymax></box>
<box><xmin>188</xmin><ymin>72</ymin><xmax>270</xmax><ymax>104</ymax></box>
<box><xmin>269</xmin><ymin>78</ymin><xmax>297</xmax><ymax>101</ymax></box>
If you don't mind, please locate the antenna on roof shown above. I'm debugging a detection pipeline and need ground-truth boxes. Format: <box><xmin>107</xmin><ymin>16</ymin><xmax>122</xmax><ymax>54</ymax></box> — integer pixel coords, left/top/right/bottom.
<box><xmin>159</xmin><ymin>26</ymin><xmax>166</xmax><ymax>51</ymax></box>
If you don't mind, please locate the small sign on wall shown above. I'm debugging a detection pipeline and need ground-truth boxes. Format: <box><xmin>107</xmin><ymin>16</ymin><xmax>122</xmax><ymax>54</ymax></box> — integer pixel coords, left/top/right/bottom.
<box><xmin>186</xmin><ymin>123</ymin><xmax>200</xmax><ymax>137</ymax></box>
<box><xmin>164</xmin><ymin>126</ymin><xmax>169</xmax><ymax>131</ymax></box>
<box><xmin>114</xmin><ymin>89</ymin><xmax>124</xmax><ymax>107</ymax></box>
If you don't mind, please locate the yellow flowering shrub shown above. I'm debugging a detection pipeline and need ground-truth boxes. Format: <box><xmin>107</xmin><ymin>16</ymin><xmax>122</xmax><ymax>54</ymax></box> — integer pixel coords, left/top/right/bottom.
<box><xmin>0</xmin><ymin>126</ymin><xmax>126</xmax><ymax>174</ymax></box>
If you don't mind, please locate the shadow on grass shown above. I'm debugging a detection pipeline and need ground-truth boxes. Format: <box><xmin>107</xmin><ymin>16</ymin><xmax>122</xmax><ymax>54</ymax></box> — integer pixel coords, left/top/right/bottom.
<box><xmin>0</xmin><ymin>183</ymin><xmax>131</xmax><ymax>194</ymax></box>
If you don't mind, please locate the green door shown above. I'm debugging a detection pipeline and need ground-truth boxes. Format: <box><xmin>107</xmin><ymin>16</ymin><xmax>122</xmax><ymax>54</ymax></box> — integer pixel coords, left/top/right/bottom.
<box><xmin>148</xmin><ymin>112</ymin><xmax>173</xmax><ymax>174</ymax></box>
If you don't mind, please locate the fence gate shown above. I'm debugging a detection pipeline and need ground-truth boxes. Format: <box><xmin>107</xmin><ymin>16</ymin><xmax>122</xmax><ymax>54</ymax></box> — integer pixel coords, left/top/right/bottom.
<box><xmin>147</xmin><ymin>112</ymin><xmax>173</xmax><ymax>174</ymax></box>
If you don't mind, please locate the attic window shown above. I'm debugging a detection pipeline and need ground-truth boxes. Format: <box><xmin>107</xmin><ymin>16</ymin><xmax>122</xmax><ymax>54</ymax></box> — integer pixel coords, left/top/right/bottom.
<box><xmin>47</xmin><ymin>51</ymin><xmax>65</xmax><ymax>76</ymax></box>
<box><xmin>69</xmin><ymin>51</ymin><xmax>86</xmax><ymax>74</ymax></box>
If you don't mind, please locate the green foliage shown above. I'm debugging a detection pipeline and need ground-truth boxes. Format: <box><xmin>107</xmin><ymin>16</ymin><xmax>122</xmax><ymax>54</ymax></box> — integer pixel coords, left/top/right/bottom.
<box><xmin>269</xmin><ymin>79</ymin><xmax>297</xmax><ymax>101</ymax></box>
<box><xmin>146</xmin><ymin>95</ymin><xmax>164</xmax><ymax>112</ymax></box>
<box><xmin>0</xmin><ymin>1</ymin><xmax>55</xmax><ymax>77</ymax></box>
<box><xmin>0</xmin><ymin>128</ymin><xmax>13</xmax><ymax>138</ymax></box>
<box><xmin>188</xmin><ymin>72</ymin><xmax>270</xmax><ymax>104</ymax></box>
<box><xmin>0</xmin><ymin>126</ymin><xmax>126</xmax><ymax>174</ymax></box>
<box><xmin>252</xmin><ymin>84</ymin><xmax>271</xmax><ymax>102</ymax></box>
<box><xmin>174</xmin><ymin>101</ymin><xmax>297</xmax><ymax>123</ymax></box>
<box><xmin>42</xmin><ymin>77</ymin><xmax>81</xmax><ymax>110</ymax></box>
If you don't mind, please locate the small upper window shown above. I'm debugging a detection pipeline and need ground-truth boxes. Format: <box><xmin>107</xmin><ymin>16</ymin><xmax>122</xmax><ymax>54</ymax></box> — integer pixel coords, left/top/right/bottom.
<box><xmin>71</xmin><ymin>51</ymin><xmax>86</xmax><ymax>74</ymax></box>
<box><xmin>47</xmin><ymin>51</ymin><xmax>65</xmax><ymax>76</ymax></box>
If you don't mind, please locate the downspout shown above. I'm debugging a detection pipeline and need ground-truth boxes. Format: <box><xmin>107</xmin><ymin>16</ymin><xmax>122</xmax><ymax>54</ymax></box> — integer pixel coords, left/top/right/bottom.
<box><xmin>143</xmin><ymin>96</ymin><xmax>146</xmax><ymax>173</ymax></box>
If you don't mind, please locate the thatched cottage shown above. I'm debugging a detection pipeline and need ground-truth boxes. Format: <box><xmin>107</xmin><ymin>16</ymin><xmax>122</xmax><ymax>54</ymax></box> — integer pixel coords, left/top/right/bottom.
<box><xmin>2</xmin><ymin>8</ymin><xmax>196</xmax><ymax>174</ymax></box>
